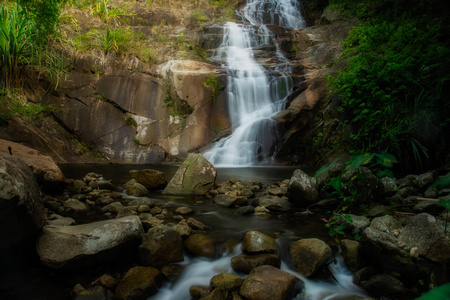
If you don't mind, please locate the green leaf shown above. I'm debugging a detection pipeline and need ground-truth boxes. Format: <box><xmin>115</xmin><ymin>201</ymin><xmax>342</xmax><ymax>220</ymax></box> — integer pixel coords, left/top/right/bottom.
<box><xmin>416</xmin><ymin>282</ymin><xmax>450</xmax><ymax>300</ymax></box>
<box><xmin>433</xmin><ymin>173</ymin><xmax>450</xmax><ymax>189</ymax></box>
<box><xmin>330</xmin><ymin>176</ymin><xmax>342</xmax><ymax>191</ymax></box>
<box><xmin>344</xmin><ymin>214</ymin><xmax>353</xmax><ymax>223</ymax></box>
<box><xmin>438</xmin><ymin>199</ymin><xmax>450</xmax><ymax>210</ymax></box>
<box><xmin>348</xmin><ymin>153</ymin><xmax>375</xmax><ymax>170</ymax></box>
<box><xmin>314</xmin><ymin>157</ymin><xmax>340</xmax><ymax>178</ymax></box>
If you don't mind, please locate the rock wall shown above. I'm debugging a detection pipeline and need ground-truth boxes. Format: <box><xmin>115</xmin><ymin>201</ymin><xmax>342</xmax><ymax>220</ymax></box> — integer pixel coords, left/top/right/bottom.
<box><xmin>44</xmin><ymin>58</ymin><xmax>230</xmax><ymax>163</ymax></box>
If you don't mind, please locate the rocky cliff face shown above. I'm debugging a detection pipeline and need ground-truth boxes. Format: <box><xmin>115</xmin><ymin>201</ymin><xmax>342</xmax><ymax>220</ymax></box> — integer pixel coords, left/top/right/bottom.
<box><xmin>1</xmin><ymin>1</ymin><xmax>349</xmax><ymax>165</ymax></box>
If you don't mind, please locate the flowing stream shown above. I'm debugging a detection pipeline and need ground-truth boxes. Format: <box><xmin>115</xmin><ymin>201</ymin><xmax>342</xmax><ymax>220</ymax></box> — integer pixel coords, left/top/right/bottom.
<box><xmin>204</xmin><ymin>0</ymin><xmax>306</xmax><ymax>166</ymax></box>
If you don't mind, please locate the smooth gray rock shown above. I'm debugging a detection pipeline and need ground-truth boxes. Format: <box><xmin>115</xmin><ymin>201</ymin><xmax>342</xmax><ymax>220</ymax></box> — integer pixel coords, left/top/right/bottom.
<box><xmin>36</xmin><ymin>216</ymin><xmax>144</xmax><ymax>268</ymax></box>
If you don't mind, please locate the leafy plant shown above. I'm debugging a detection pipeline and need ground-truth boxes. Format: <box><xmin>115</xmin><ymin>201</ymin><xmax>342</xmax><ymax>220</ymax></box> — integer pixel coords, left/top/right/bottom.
<box><xmin>203</xmin><ymin>75</ymin><xmax>220</xmax><ymax>101</ymax></box>
<box><xmin>433</xmin><ymin>173</ymin><xmax>450</xmax><ymax>234</ymax></box>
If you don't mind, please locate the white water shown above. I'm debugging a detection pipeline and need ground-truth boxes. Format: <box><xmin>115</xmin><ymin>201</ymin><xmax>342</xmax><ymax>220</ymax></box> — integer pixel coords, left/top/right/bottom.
<box><xmin>203</xmin><ymin>0</ymin><xmax>306</xmax><ymax>167</ymax></box>
<box><xmin>149</xmin><ymin>244</ymin><xmax>367</xmax><ymax>300</ymax></box>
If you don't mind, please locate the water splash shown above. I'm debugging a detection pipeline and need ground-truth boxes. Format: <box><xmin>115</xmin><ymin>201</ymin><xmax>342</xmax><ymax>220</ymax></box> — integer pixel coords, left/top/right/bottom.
<box><xmin>204</xmin><ymin>0</ymin><xmax>306</xmax><ymax>166</ymax></box>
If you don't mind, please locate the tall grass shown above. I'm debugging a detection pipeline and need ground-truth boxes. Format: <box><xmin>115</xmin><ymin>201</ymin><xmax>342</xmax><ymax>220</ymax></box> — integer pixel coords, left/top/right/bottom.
<box><xmin>0</xmin><ymin>3</ymin><xmax>34</xmax><ymax>89</ymax></box>
<box><xmin>0</xmin><ymin>3</ymin><xmax>64</xmax><ymax>91</ymax></box>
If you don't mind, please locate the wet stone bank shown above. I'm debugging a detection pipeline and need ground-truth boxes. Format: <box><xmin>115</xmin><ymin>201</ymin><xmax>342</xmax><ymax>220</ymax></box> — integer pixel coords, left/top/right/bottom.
<box><xmin>1</xmin><ymin>153</ymin><xmax>450</xmax><ymax>299</ymax></box>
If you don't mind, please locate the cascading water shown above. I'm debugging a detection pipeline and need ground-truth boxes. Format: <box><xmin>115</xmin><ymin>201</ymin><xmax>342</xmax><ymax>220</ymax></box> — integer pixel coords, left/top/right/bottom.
<box><xmin>203</xmin><ymin>0</ymin><xmax>306</xmax><ymax>166</ymax></box>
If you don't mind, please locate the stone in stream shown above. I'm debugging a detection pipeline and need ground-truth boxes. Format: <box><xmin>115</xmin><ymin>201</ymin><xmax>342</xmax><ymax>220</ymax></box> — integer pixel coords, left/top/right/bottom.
<box><xmin>214</xmin><ymin>194</ymin><xmax>248</xmax><ymax>207</ymax></box>
<box><xmin>288</xmin><ymin>169</ymin><xmax>319</xmax><ymax>207</ymax></box>
<box><xmin>162</xmin><ymin>153</ymin><xmax>217</xmax><ymax>195</ymax></box>
<box><xmin>255</xmin><ymin>195</ymin><xmax>291</xmax><ymax>212</ymax></box>
<box><xmin>210</xmin><ymin>273</ymin><xmax>243</xmax><ymax>290</ymax></box>
<box><xmin>290</xmin><ymin>238</ymin><xmax>332</xmax><ymax>277</ymax></box>
<box><xmin>139</xmin><ymin>224</ymin><xmax>184</xmax><ymax>268</ymax></box>
<box><xmin>231</xmin><ymin>253</ymin><xmax>281</xmax><ymax>274</ymax></box>
<box><xmin>36</xmin><ymin>216</ymin><xmax>144</xmax><ymax>269</ymax></box>
<box><xmin>184</xmin><ymin>233</ymin><xmax>216</xmax><ymax>258</ymax></box>
<box><xmin>239</xmin><ymin>265</ymin><xmax>302</xmax><ymax>300</ymax></box>
<box><xmin>115</xmin><ymin>266</ymin><xmax>162</xmax><ymax>300</ymax></box>
<box><xmin>124</xmin><ymin>179</ymin><xmax>149</xmax><ymax>197</ymax></box>
<box><xmin>241</xmin><ymin>231</ymin><xmax>277</xmax><ymax>254</ymax></box>
<box><xmin>129</xmin><ymin>169</ymin><xmax>168</xmax><ymax>190</ymax></box>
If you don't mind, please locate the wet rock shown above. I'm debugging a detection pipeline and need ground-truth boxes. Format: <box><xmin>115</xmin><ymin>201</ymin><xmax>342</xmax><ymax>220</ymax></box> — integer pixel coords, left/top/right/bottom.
<box><xmin>414</xmin><ymin>172</ymin><xmax>436</xmax><ymax>189</ymax></box>
<box><xmin>47</xmin><ymin>214</ymin><xmax>76</xmax><ymax>226</ymax></box>
<box><xmin>95</xmin><ymin>197</ymin><xmax>116</xmax><ymax>206</ymax></box>
<box><xmin>290</xmin><ymin>238</ymin><xmax>332</xmax><ymax>277</ymax></box>
<box><xmin>163</xmin><ymin>153</ymin><xmax>217</xmax><ymax>195</ymax></box>
<box><xmin>214</xmin><ymin>194</ymin><xmax>248</xmax><ymax>207</ymax></box>
<box><xmin>210</xmin><ymin>273</ymin><xmax>243</xmax><ymax>290</ymax></box>
<box><xmin>231</xmin><ymin>253</ymin><xmax>281</xmax><ymax>274</ymax></box>
<box><xmin>334</xmin><ymin>214</ymin><xmax>370</xmax><ymax>235</ymax></box>
<box><xmin>94</xmin><ymin>273</ymin><xmax>119</xmax><ymax>289</ymax></box>
<box><xmin>255</xmin><ymin>195</ymin><xmax>290</xmax><ymax>212</ymax></box>
<box><xmin>268</xmin><ymin>187</ymin><xmax>284</xmax><ymax>196</ymax></box>
<box><xmin>115</xmin><ymin>266</ymin><xmax>162</xmax><ymax>300</ymax></box>
<box><xmin>202</xmin><ymin>289</ymin><xmax>228</xmax><ymax>300</ymax></box>
<box><xmin>161</xmin><ymin>264</ymin><xmax>184</xmax><ymax>282</ymax></box>
<box><xmin>72</xmin><ymin>284</ymin><xmax>106</xmax><ymax>300</ymax></box>
<box><xmin>241</xmin><ymin>231</ymin><xmax>277</xmax><ymax>254</ymax></box>
<box><xmin>128</xmin><ymin>197</ymin><xmax>155</xmax><ymax>208</ymax></box>
<box><xmin>366</xmin><ymin>205</ymin><xmax>394</xmax><ymax>217</ymax></box>
<box><xmin>190</xmin><ymin>285</ymin><xmax>211</xmax><ymax>299</ymax></box>
<box><xmin>340</xmin><ymin>239</ymin><xmax>362</xmax><ymax>272</ymax></box>
<box><xmin>288</xmin><ymin>169</ymin><xmax>318</xmax><ymax>206</ymax></box>
<box><xmin>174</xmin><ymin>219</ymin><xmax>193</xmax><ymax>237</ymax></box>
<box><xmin>363</xmin><ymin>274</ymin><xmax>404</xmax><ymax>297</ymax></box>
<box><xmin>89</xmin><ymin>179</ymin><xmax>114</xmax><ymax>191</ymax></box>
<box><xmin>63</xmin><ymin>198</ymin><xmax>88</xmax><ymax>215</ymax></box>
<box><xmin>137</xmin><ymin>204</ymin><xmax>151</xmax><ymax>213</ymax></box>
<box><xmin>370</xmin><ymin>215</ymin><xmax>402</xmax><ymax>236</ymax></box>
<box><xmin>184</xmin><ymin>233</ymin><xmax>215</xmax><ymax>258</ymax></box>
<box><xmin>129</xmin><ymin>169</ymin><xmax>167</xmax><ymax>190</ymax></box>
<box><xmin>362</xmin><ymin>227</ymin><xmax>414</xmax><ymax>273</ymax></box>
<box><xmin>117</xmin><ymin>207</ymin><xmax>136</xmax><ymax>218</ymax></box>
<box><xmin>139</xmin><ymin>225</ymin><xmax>184</xmax><ymax>268</ymax></box>
<box><xmin>139</xmin><ymin>214</ymin><xmax>164</xmax><ymax>231</ymax></box>
<box><xmin>175</xmin><ymin>206</ymin><xmax>194</xmax><ymax>215</ymax></box>
<box><xmin>36</xmin><ymin>216</ymin><xmax>144</xmax><ymax>269</ymax></box>
<box><xmin>0</xmin><ymin>140</ymin><xmax>66</xmax><ymax>192</ymax></box>
<box><xmin>235</xmin><ymin>206</ymin><xmax>255</xmax><ymax>215</ymax></box>
<box><xmin>125</xmin><ymin>179</ymin><xmax>148</xmax><ymax>197</ymax></box>
<box><xmin>101</xmin><ymin>202</ymin><xmax>124</xmax><ymax>214</ymax></box>
<box><xmin>381</xmin><ymin>177</ymin><xmax>398</xmax><ymax>196</ymax></box>
<box><xmin>240</xmin><ymin>265</ymin><xmax>302</xmax><ymax>300</ymax></box>
<box><xmin>73</xmin><ymin>180</ymin><xmax>91</xmax><ymax>193</ymax></box>
<box><xmin>187</xmin><ymin>217</ymin><xmax>209</xmax><ymax>230</ymax></box>
<box><xmin>413</xmin><ymin>200</ymin><xmax>444</xmax><ymax>214</ymax></box>
<box><xmin>398</xmin><ymin>213</ymin><xmax>450</xmax><ymax>262</ymax></box>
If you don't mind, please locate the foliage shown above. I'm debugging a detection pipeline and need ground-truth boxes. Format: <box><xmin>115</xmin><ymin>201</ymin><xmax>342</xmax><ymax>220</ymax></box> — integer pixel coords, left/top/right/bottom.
<box><xmin>416</xmin><ymin>282</ymin><xmax>450</xmax><ymax>300</ymax></box>
<box><xmin>0</xmin><ymin>90</ymin><xmax>57</xmax><ymax>122</ymax></box>
<box><xmin>328</xmin><ymin>0</ymin><xmax>450</xmax><ymax>170</ymax></box>
<box><xmin>18</xmin><ymin>0</ymin><xmax>69</xmax><ymax>43</ymax></box>
<box><xmin>203</xmin><ymin>75</ymin><xmax>220</xmax><ymax>101</ymax></box>
<box><xmin>433</xmin><ymin>173</ymin><xmax>450</xmax><ymax>234</ymax></box>
<box><xmin>315</xmin><ymin>152</ymin><xmax>397</xmax><ymax>213</ymax></box>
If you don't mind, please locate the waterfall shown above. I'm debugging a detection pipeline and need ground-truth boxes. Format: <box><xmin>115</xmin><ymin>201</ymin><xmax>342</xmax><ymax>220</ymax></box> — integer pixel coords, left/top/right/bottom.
<box><xmin>204</xmin><ymin>0</ymin><xmax>306</xmax><ymax>167</ymax></box>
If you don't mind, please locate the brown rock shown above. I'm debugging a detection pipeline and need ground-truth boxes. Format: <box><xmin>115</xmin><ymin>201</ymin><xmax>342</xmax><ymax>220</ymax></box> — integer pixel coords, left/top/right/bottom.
<box><xmin>239</xmin><ymin>265</ymin><xmax>302</xmax><ymax>300</ymax></box>
<box><xmin>231</xmin><ymin>253</ymin><xmax>281</xmax><ymax>274</ymax></box>
<box><xmin>129</xmin><ymin>169</ymin><xmax>167</xmax><ymax>190</ymax></box>
<box><xmin>241</xmin><ymin>231</ymin><xmax>277</xmax><ymax>254</ymax></box>
<box><xmin>184</xmin><ymin>233</ymin><xmax>215</xmax><ymax>258</ymax></box>
<box><xmin>115</xmin><ymin>266</ymin><xmax>162</xmax><ymax>300</ymax></box>
<box><xmin>290</xmin><ymin>238</ymin><xmax>332</xmax><ymax>277</ymax></box>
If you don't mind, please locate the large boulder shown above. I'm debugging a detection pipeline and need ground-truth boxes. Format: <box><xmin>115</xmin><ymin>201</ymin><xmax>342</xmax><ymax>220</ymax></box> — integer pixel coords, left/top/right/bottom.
<box><xmin>0</xmin><ymin>139</ymin><xmax>65</xmax><ymax>192</ymax></box>
<box><xmin>115</xmin><ymin>266</ymin><xmax>162</xmax><ymax>300</ymax></box>
<box><xmin>162</xmin><ymin>153</ymin><xmax>217</xmax><ymax>195</ymax></box>
<box><xmin>139</xmin><ymin>225</ymin><xmax>184</xmax><ymax>268</ymax></box>
<box><xmin>290</xmin><ymin>238</ymin><xmax>332</xmax><ymax>277</ymax></box>
<box><xmin>129</xmin><ymin>169</ymin><xmax>167</xmax><ymax>190</ymax></box>
<box><xmin>36</xmin><ymin>216</ymin><xmax>144</xmax><ymax>268</ymax></box>
<box><xmin>241</xmin><ymin>231</ymin><xmax>277</xmax><ymax>254</ymax></box>
<box><xmin>255</xmin><ymin>195</ymin><xmax>291</xmax><ymax>212</ymax></box>
<box><xmin>398</xmin><ymin>213</ymin><xmax>450</xmax><ymax>262</ymax></box>
<box><xmin>288</xmin><ymin>169</ymin><xmax>318</xmax><ymax>206</ymax></box>
<box><xmin>239</xmin><ymin>265</ymin><xmax>302</xmax><ymax>300</ymax></box>
<box><xmin>362</xmin><ymin>227</ymin><xmax>415</xmax><ymax>274</ymax></box>
<box><xmin>0</xmin><ymin>154</ymin><xmax>46</xmax><ymax>269</ymax></box>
